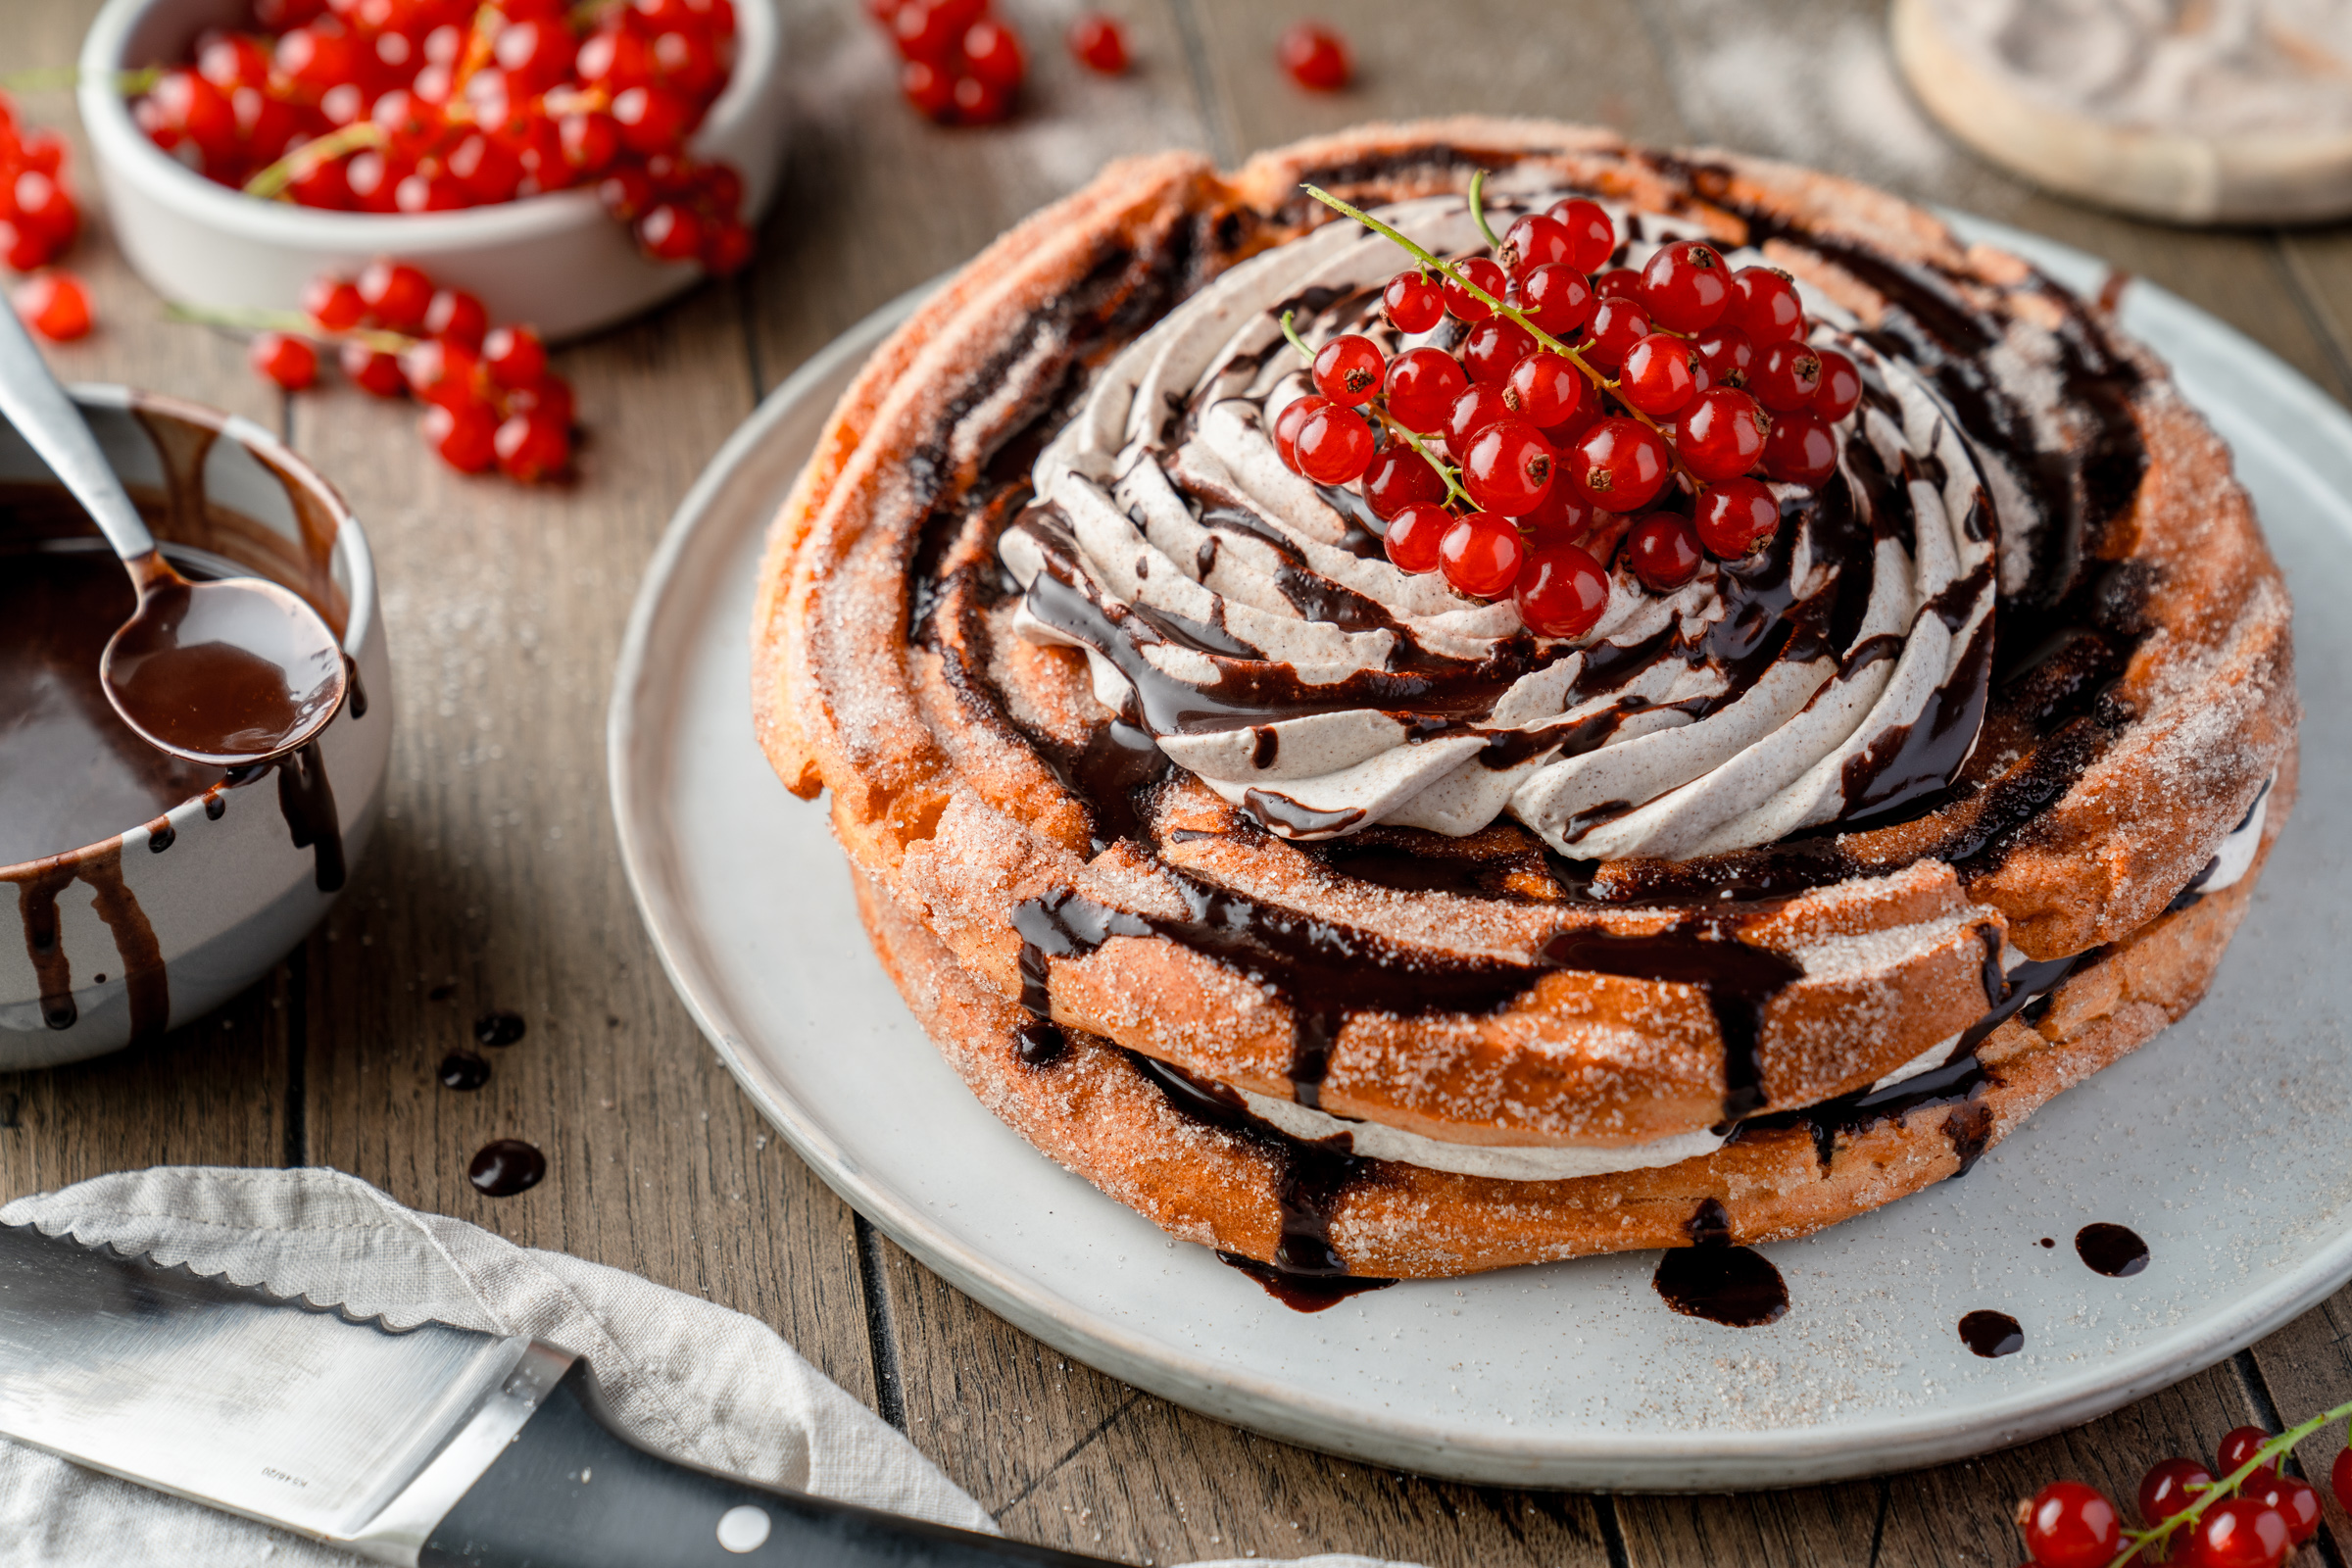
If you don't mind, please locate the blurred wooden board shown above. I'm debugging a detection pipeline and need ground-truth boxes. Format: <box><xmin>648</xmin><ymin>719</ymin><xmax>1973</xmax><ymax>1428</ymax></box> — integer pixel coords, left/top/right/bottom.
<box><xmin>7</xmin><ymin>0</ymin><xmax>2352</xmax><ymax>1563</ymax></box>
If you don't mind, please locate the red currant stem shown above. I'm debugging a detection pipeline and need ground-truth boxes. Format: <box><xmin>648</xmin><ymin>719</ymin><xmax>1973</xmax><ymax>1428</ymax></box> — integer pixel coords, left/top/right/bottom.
<box><xmin>451</xmin><ymin>1</ymin><xmax>507</xmax><ymax>98</ymax></box>
<box><xmin>1367</xmin><ymin>407</ymin><xmax>1474</xmax><ymax>511</ymax></box>
<box><xmin>568</xmin><ymin>0</ymin><xmax>628</xmax><ymax>27</ymax></box>
<box><xmin>1466</xmin><ymin>168</ymin><xmax>1503</xmax><ymax>252</ymax></box>
<box><xmin>164</xmin><ymin>301</ymin><xmax>413</xmax><ymax>354</ymax></box>
<box><xmin>1278</xmin><ymin>309</ymin><xmax>1316</xmax><ymax>365</ymax></box>
<box><xmin>243</xmin><ymin>121</ymin><xmax>387</xmax><ymax>200</ymax></box>
<box><xmin>1299</xmin><ymin>182</ymin><xmax>1701</xmax><ymax>489</ymax></box>
<box><xmin>2101</xmin><ymin>1399</ymin><xmax>2352</xmax><ymax>1566</ymax></box>
<box><xmin>0</xmin><ymin>66</ymin><xmax>161</xmax><ymax>94</ymax></box>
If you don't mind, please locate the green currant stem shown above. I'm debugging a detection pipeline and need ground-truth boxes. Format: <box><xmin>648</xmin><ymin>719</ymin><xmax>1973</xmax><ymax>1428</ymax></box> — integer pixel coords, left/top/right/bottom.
<box><xmin>166</xmin><ymin>301</ymin><xmax>412</xmax><ymax>354</ymax></box>
<box><xmin>1369</xmin><ymin>408</ymin><xmax>1473</xmax><ymax>511</ymax></box>
<box><xmin>1467</xmin><ymin>168</ymin><xmax>1503</xmax><ymax>252</ymax></box>
<box><xmin>2103</xmin><ymin>1401</ymin><xmax>2352</xmax><ymax>1566</ymax></box>
<box><xmin>243</xmin><ymin>121</ymin><xmax>386</xmax><ymax>200</ymax></box>
<box><xmin>1300</xmin><ymin>181</ymin><xmax>1698</xmax><ymax>492</ymax></box>
<box><xmin>1279</xmin><ymin>309</ymin><xmax>1315</xmax><ymax>365</ymax></box>
<box><xmin>0</xmin><ymin>66</ymin><xmax>160</xmax><ymax>93</ymax></box>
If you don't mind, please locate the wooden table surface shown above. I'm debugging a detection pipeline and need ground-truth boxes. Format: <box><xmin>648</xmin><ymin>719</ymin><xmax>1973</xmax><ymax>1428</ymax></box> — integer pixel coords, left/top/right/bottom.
<box><xmin>10</xmin><ymin>1</ymin><xmax>2352</xmax><ymax>1563</ymax></box>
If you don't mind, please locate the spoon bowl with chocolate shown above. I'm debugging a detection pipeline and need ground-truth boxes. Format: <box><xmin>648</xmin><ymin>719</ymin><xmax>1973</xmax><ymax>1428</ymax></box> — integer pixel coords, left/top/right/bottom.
<box><xmin>1</xmin><ymin>387</ymin><xmax>391</xmax><ymax>1066</ymax></box>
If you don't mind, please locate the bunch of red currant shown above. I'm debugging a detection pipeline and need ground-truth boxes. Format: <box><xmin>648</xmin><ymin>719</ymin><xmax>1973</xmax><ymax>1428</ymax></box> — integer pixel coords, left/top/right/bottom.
<box><xmin>2008</xmin><ymin>1416</ymin><xmax>2352</xmax><ymax>1567</ymax></box>
<box><xmin>866</xmin><ymin>0</ymin><xmax>1028</xmax><ymax>124</ymax></box>
<box><xmin>227</xmin><ymin>257</ymin><xmax>575</xmax><ymax>480</ymax></box>
<box><xmin>134</xmin><ymin>0</ymin><xmax>753</xmax><ymax>275</ymax></box>
<box><xmin>0</xmin><ymin>89</ymin><xmax>94</xmax><ymax>343</ymax></box>
<box><xmin>1281</xmin><ymin>177</ymin><xmax>1860</xmax><ymax>642</ymax></box>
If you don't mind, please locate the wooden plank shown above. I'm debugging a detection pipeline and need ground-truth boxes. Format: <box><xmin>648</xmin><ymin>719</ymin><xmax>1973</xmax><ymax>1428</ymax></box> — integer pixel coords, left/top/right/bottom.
<box><xmin>2</xmin><ymin>0</ymin><xmax>294</xmax><ymax>1204</ymax></box>
<box><xmin>2241</xmin><ymin>1298</ymin><xmax>2352</xmax><ymax>1555</ymax></box>
<box><xmin>2274</xmin><ymin>232</ymin><xmax>2352</xmax><ymax>406</ymax></box>
<box><xmin>875</xmin><ymin>1238</ymin><xmax>1615</xmax><ymax>1565</ymax></box>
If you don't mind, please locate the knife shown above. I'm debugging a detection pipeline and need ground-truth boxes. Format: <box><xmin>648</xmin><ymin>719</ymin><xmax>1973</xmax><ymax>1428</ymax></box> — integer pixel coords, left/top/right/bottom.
<box><xmin>0</xmin><ymin>1222</ymin><xmax>1117</xmax><ymax>1567</ymax></box>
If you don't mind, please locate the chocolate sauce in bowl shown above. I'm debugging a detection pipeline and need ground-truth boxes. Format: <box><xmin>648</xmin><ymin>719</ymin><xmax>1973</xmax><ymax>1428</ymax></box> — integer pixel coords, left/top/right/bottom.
<box><xmin>1958</xmin><ymin>1309</ymin><xmax>2025</xmax><ymax>1357</ymax></box>
<box><xmin>2076</xmin><ymin>1222</ymin><xmax>2149</xmax><ymax>1277</ymax></box>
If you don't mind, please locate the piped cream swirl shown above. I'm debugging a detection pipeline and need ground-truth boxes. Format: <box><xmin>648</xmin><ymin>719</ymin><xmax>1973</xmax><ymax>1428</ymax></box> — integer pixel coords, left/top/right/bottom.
<box><xmin>1001</xmin><ymin>189</ymin><xmax>2000</xmax><ymax>858</ymax></box>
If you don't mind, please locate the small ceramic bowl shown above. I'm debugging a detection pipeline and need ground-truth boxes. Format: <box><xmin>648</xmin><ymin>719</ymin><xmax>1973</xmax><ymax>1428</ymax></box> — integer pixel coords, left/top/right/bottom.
<box><xmin>76</xmin><ymin>0</ymin><xmax>787</xmax><ymax>341</ymax></box>
<box><xmin>0</xmin><ymin>387</ymin><xmax>391</xmax><ymax>1068</ymax></box>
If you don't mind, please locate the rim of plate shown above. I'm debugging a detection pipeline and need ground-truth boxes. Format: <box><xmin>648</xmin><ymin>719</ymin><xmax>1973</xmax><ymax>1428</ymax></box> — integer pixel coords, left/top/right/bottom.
<box><xmin>609</xmin><ymin>218</ymin><xmax>2352</xmax><ymax>1485</ymax></box>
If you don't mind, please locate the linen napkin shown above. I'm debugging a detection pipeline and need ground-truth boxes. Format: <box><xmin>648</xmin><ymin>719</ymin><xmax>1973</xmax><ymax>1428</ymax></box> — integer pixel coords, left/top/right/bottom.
<box><xmin>0</xmin><ymin>1166</ymin><xmax>1406</xmax><ymax>1568</ymax></box>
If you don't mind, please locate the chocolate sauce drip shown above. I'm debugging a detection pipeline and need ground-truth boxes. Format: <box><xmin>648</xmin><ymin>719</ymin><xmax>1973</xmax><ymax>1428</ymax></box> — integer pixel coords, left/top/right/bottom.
<box><xmin>1313</xmin><ymin>838</ymin><xmax>1550</xmax><ymax>900</ymax></box>
<box><xmin>1652</xmin><ymin>1243</ymin><xmax>1788</xmax><ymax>1327</ymax></box>
<box><xmin>1032</xmin><ymin>714</ymin><xmax>1169</xmax><ymax>855</ymax></box>
<box><xmin>1127</xmin><ymin>1051</ymin><xmax>1396</xmax><ymax>1302</ymax></box>
<box><xmin>274</xmin><ymin>741</ymin><xmax>344</xmax><ymax>893</ymax></box>
<box><xmin>438</xmin><ymin>1051</ymin><xmax>491</xmax><ymax>1091</ymax></box>
<box><xmin>1686</xmin><ymin>1196</ymin><xmax>1735</xmax><ymax>1246</ymax></box>
<box><xmin>1243</xmin><ymin>788</ymin><xmax>1364</xmax><ymax>839</ymax></box>
<box><xmin>473</xmin><ymin>1010</ymin><xmax>527</xmax><ymax>1048</ymax></box>
<box><xmin>2075</xmin><ymin>1222</ymin><xmax>2148</xmax><ymax>1277</ymax></box>
<box><xmin>203</xmin><ymin>790</ymin><xmax>227</xmax><ymax>821</ymax></box>
<box><xmin>144</xmin><ymin>814</ymin><xmax>175</xmax><ymax>854</ymax></box>
<box><xmin>14</xmin><ymin>863</ymin><xmax>78</xmax><ymax>1029</ymax></box>
<box><xmin>345</xmin><ymin>659</ymin><xmax>368</xmax><ymax>719</ymax></box>
<box><xmin>1958</xmin><ymin>1308</ymin><xmax>2024</xmax><ymax>1357</ymax></box>
<box><xmin>1543</xmin><ymin>922</ymin><xmax>1803</xmax><ymax>1119</ymax></box>
<box><xmin>1014</xmin><ymin>1018</ymin><xmax>1068</xmax><ymax>1066</ymax></box>
<box><xmin>466</xmin><ymin>1139</ymin><xmax>545</xmax><ymax>1197</ymax></box>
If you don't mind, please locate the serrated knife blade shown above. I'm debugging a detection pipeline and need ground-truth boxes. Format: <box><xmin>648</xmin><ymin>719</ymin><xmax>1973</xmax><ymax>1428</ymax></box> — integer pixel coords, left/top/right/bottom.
<box><xmin>0</xmin><ymin>1222</ymin><xmax>1114</xmax><ymax>1567</ymax></box>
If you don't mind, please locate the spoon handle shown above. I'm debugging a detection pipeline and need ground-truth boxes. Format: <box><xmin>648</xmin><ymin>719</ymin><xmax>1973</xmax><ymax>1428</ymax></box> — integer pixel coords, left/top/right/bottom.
<box><xmin>0</xmin><ymin>304</ymin><xmax>158</xmax><ymax>562</ymax></box>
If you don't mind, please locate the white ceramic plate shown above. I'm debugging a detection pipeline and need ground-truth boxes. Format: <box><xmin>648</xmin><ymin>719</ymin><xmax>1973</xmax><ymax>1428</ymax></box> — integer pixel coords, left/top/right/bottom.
<box><xmin>610</xmin><ymin>220</ymin><xmax>2352</xmax><ymax>1490</ymax></box>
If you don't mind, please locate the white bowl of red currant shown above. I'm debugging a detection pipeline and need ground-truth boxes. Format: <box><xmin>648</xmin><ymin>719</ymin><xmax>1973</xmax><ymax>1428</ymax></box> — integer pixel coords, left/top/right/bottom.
<box><xmin>75</xmin><ymin>0</ymin><xmax>786</xmax><ymax>341</ymax></box>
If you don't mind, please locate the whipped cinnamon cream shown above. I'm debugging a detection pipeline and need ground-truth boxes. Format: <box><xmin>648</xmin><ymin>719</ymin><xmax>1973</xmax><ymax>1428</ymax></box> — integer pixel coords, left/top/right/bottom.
<box><xmin>1001</xmin><ymin>189</ymin><xmax>2005</xmax><ymax>858</ymax></box>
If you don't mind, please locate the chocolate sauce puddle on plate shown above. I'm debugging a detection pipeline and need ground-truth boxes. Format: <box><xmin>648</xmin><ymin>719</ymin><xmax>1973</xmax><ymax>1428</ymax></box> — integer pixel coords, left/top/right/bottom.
<box><xmin>1652</xmin><ymin>1202</ymin><xmax>1788</xmax><ymax>1328</ymax></box>
<box><xmin>2076</xmin><ymin>1223</ymin><xmax>2149</xmax><ymax>1277</ymax></box>
<box><xmin>1958</xmin><ymin>1309</ymin><xmax>2024</xmax><ymax>1357</ymax></box>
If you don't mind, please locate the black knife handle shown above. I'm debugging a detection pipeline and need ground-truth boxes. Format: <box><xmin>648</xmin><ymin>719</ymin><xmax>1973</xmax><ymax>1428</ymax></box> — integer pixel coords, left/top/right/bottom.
<box><xmin>420</xmin><ymin>1360</ymin><xmax>1114</xmax><ymax>1568</ymax></box>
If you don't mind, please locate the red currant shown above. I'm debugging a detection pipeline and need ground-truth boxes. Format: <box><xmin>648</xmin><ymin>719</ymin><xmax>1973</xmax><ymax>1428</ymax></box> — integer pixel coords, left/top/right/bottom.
<box><xmin>357</xmin><ymin>260</ymin><xmax>434</xmax><ymax>331</ymax></box>
<box><xmin>578</xmin><ymin>24</ymin><xmax>655</xmax><ymax>88</ymax></box>
<box><xmin>1693</xmin><ymin>324</ymin><xmax>1753</xmax><ymax>390</ymax></box>
<box><xmin>1724</xmin><ymin>266</ymin><xmax>1804</xmax><ymax>343</ymax></box>
<box><xmin>1276</xmin><ymin>22</ymin><xmax>1350</xmax><ymax>91</ymax></box>
<box><xmin>1696</xmin><ymin>477</ymin><xmax>1779</xmax><ymax>559</ymax></box>
<box><xmin>400</xmin><ymin>337</ymin><xmax>482</xmax><ymax>409</ymax></box>
<box><xmin>1295</xmin><ymin>401</ymin><xmax>1375</xmax><ymax>484</ymax></box>
<box><xmin>229</xmin><ymin>86</ymin><xmax>301</xmax><ymax>166</ymax></box>
<box><xmin>901</xmin><ymin>57</ymin><xmax>956</xmax><ymax>121</ymax></box>
<box><xmin>2019</xmin><ymin>1482</ymin><xmax>2120</xmax><ymax>1568</ymax></box>
<box><xmin>1813</xmin><ymin>349</ymin><xmax>1863</xmax><ymax>421</ymax></box>
<box><xmin>2139</xmin><ymin>1458</ymin><xmax>2215</xmax><ymax>1526</ymax></box>
<box><xmin>2218</xmin><ymin>1428</ymin><xmax>2278</xmax><ymax>1481</ymax></box>
<box><xmin>1504</xmin><ymin>352</ymin><xmax>1583</xmax><ymax>428</ymax></box>
<box><xmin>1592</xmin><ymin>266</ymin><xmax>1642</xmax><ymax>299</ymax></box>
<box><xmin>1519</xmin><ymin>262</ymin><xmax>1594</xmax><ymax>337</ymax></box>
<box><xmin>1515</xmin><ymin>541</ymin><xmax>1609</xmax><ymax>638</ymax></box>
<box><xmin>952</xmin><ymin>72</ymin><xmax>1016</xmax><ymax>124</ymax></box>
<box><xmin>422</xmin><ymin>398</ymin><xmax>500</xmax><ymax>472</ymax></box>
<box><xmin>560</xmin><ymin>110</ymin><xmax>622</xmax><ymax>174</ymax></box>
<box><xmin>1461</xmin><ymin>417</ymin><xmax>1555</xmax><ymax>516</ymax></box>
<box><xmin>2334</xmin><ymin>1446</ymin><xmax>2352</xmax><ymax>1515</ymax></box>
<box><xmin>1068</xmin><ymin>12</ymin><xmax>1128</xmax><ymax>73</ymax></box>
<box><xmin>13</xmin><ymin>271</ymin><xmax>92</xmax><ymax>343</ymax></box>
<box><xmin>612</xmin><ymin>86</ymin><xmax>692</xmax><ymax>155</ymax></box>
<box><xmin>1383</xmin><ymin>347</ymin><xmax>1468</xmax><ymax>434</ymax></box>
<box><xmin>1462</xmin><ymin>317</ymin><xmax>1535</xmax><ymax>385</ymax></box>
<box><xmin>1444</xmin><ymin>384</ymin><xmax>1510</xmax><ymax>450</ymax></box>
<box><xmin>893</xmin><ymin>0</ymin><xmax>979</xmax><ymax>61</ymax></box>
<box><xmin>1383</xmin><ymin>502</ymin><xmax>1449</xmax><ymax>574</ymax></box>
<box><xmin>2248</xmin><ymin>1475</ymin><xmax>2322</xmax><ymax>1544</ymax></box>
<box><xmin>962</xmin><ymin>18</ymin><xmax>1026</xmax><ymax>89</ymax></box>
<box><xmin>1583</xmin><ymin>296</ymin><xmax>1648</xmax><ymax>372</ymax></box>
<box><xmin>1499</xmin><ymin>214</ymin><xmax>1574</xmax><ymax>279</ymax></box>
<box><xmin>493</xmin><ymin>18</ymin><xmax>576</xmax><ymax>95</ymax></box>
<box><xmin>1640</xmin><ymin>240</ymin><xmax>1731</xmax><ymax>333</ymax></box>
<box><xmin>196</xmin><ymin>32</ymin><xmax>272</xmax><ymax>90</ymax></box>
<box><xmin>138</xmin><ymin>71</ymin><xmax>239</xmax><ymax>173</ymax></box>
<box><xmin>248</xmin><ymin>330</ymin><xmax>318</xmax><ymax>389</ymax></box>
<box><xmin>2189</xmin><ymin>1498</ymin><xmax>2291</xmax><ymax>1568</ymax></box>
<box><xmin>1751</xmin><ymin>340</ymin><xmax>1825</xmax><ymax>413</ymax></box>
<box><xmin>423</xmin><ymin>287</ymin><xmax>488</xmax><ymax>349</ymax></box>
<box><xmin>1679</xmin><ymin>388</ymin><xmax>1769</xmax><ymax>482</ymax></box>
<box><xmin>638</xmin><ymin>201</ymin><xmax>704</xmax><ymax>261</ymax></box>
<box><xmin>447</xmin><ymin>132</ymin><xmax>522</xmax><ymax>205</ymax></box>
<box><xmin>1570</xmin><ymin>418</ymin><xmax>1672</xmax><ymax>514</ymax></box>
<box><xmin>1384</xmin><ymin>270</ymin><xmax>1444</xmax><ymax>334</ymax></box>
<box><xmin>504</xmin><ymin>372</ymin><xmax>576</xmax><ymax>430</ymax></box>
<box><xmin>494</xmin><ymin>410</ymin><xmax>571</xmax><ymax>481</ymax></box>
<box><xmin>702</xmin><ymin>220</ymin><xmax>755</xmax><ymax>276</ymax></box>
<box><xmin>1439</xmin><ymin>512</ymin><xmax>1525</xmax><ymax>599</ymax></box>
<box><xmin>1544</xmin><ymin>197</ymin><xmax>1615</xmax><ymax>272</ymax></box>
<box><xmin>1272</xmin><ymin>393</ymin><xmax>1327</xmax><ymax>470</ymax></box>
<box><xmin>1761</xmin><ymin>409</ymin><xmax>1836</xmax><ymax>485</ymax></box>
<box><xmin>1617</xmin><ymin>332</ymin><xmax>1699</xmax><ymax>416</ymax></box>
<box><xmin>483</xmin><ymin>324</ymin><xmax>548</xmax><ymax>388</ymax></box>
<box><xmin>1516</xmin><ymin>479</ymin><xmax>1593</xmax><ymax>542</ymax></box>
<box><xmin>1627</xmin><ymin>513</ymin><xmax>1703</xmax><ymax>592</ymax></box>
<box><xmin>1443</xmin><ymin>258</ymin><xmax>1506</xmax><ymax>323</ymax></box>
<box><xmin>340</xmin><ymin>340</ymin><xmax>406</xmax><ymax>397</ymax></box>
<box><xmin>274</xmin><ymin>23</ymin><xmax>363</xmax><ymax>98</ymax></box>
<box><xmin>1362</xmin><ymin>447</ymin><xmax>1446</xmax><ymax>518</ymax></box>
<box><xmin>1312</xmin><ymin>333</ymin><xmax>1385</xmax><ymax>405</ymax></box>
<box><xmin>651</xmin><ymin>26</ymin><xmax>724</xmax><ymax>95</ymax></box>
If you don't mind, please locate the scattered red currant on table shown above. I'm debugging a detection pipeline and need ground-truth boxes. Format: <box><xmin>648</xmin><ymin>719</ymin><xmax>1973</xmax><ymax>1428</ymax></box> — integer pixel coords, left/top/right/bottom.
<box><xmin>130</xmin><ymin>0</ymin><xmax>753</xmax><ymax>274</ymax></box>
<box><xmin>1276</xmin><ymin>22</ymin><xmax>1350</xmax><ymax>91</ymax></box>
<box><xmin>1067</xmin><ymin>13</ymin><xmax>1129</xmax><ymax>74</ymax></box>
<box><xmin>181</xmin><ymin>255</ymin><xmax>577</xmax><ymax>482</ymax></box>
<box><xmin>0</xmin><ymin>89</ymin><xmax>84</xmax><ymax>274</ymax></box>
<box><xmin>869</xmin><ymin>0</ymin><xmax>1027</xmax><ymax>125</ymax></box>
<box><xmin>13</xmin><ymin>272</ymin><xmax>93</xmax><ymax>343</ymax></box>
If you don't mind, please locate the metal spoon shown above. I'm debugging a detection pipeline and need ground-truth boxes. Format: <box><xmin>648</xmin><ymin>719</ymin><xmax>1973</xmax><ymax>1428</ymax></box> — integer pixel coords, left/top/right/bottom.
<box><xmin>0</xmin><ymin>309</ymin><xmax>345</xmax><ymax>768</ymax></box>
